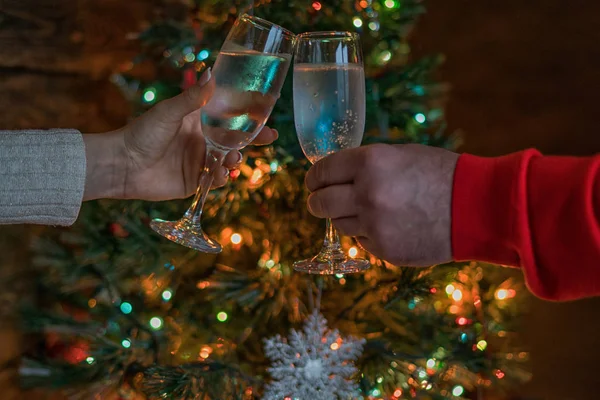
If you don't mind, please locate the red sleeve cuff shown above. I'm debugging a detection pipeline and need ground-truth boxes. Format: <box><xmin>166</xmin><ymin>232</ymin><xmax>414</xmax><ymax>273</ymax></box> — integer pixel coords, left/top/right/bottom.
<box><xmin>452</xmin><ymin>150</ymin><xmax>600</xmax><ymax>301</ymax></box>
<box><xmin>451</xmin><ymin>151</ymin><xmax>540</xmax><ymax>267</ymax></box>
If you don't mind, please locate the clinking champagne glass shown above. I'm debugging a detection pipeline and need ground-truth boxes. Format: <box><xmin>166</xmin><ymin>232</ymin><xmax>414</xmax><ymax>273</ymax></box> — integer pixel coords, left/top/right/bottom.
<box><xmin>293</xmin><ymin>31</ymin><xmax>370</xmax><ymax>274</ymax></box>
<box><xmin>150</xmin><ymin>14</ymin><xmax>295</xmax><ymax>252</ymax></box>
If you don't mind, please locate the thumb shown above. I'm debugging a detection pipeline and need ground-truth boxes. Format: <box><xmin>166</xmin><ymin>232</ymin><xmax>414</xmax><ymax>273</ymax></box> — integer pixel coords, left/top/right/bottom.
<box><xmin>156</xmin><ymin>68</ymin><xmax>215</xmax><ymax>123</ymax></box>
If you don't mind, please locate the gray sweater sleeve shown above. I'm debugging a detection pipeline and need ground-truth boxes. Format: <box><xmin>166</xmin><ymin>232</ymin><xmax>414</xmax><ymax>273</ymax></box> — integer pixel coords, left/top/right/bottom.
<box><xmin>0</xmin><ymin>129</ymin><xmax>86</xmax><ymax>226</ymax></box>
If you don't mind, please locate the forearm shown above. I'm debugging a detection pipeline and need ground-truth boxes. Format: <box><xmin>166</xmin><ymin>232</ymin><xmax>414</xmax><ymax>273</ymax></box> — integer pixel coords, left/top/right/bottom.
<box><xmin>82</xmin><ymin>130</ymin><xmax>127</xmax><ymax>201</ymax></box>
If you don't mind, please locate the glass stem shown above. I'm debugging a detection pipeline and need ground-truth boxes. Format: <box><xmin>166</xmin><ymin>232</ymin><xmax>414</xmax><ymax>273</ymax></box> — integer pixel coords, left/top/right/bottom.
<box><xmin>183</xmin><ymin>143</ymin><xmax>225</xmax><ymax>225</ymax></box>
<box><xmin>324</xmin><ymin>218</ymin><xmax>341</xmax><ymax>250</ymax></box>
<box><xmin>317</xmin><ymin>218</ymin><xmax>346</xmax><ymax>264</ymax></box>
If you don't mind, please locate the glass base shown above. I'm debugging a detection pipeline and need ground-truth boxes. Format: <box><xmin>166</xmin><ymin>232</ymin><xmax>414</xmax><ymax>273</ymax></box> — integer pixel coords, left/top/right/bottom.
<box><xmin>293</xmin><ymin>253</ymin><xmax>370</xmax><ymax>275</ymax></box>
<box><xmin>150</xmin><ymin>218</ymin><xmax>222</xmax><ymax>254</ymax></box>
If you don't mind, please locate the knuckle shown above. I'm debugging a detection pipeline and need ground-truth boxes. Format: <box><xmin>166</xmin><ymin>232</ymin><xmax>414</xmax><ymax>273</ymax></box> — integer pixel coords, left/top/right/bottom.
<box><xmin>153</xmin><ymin>101</ymin><xmax>169</xmax><ymax>118</ymax></box>
<box><xmin>360</xmin><ymin>144</ymin><xmax>388</xmax><ymax>171</ymax></box>
<box><xmin>314</xmin><ymin>161</ymin><xmax>329</xmax><ymax>185</ymax></box>
<box><xmin>184</xmin><ymin>86</ymin><xmax>200</xmax><ymax>104</ymax></box>
<box><xmin>307</xmin><ymin>161</ymin><xmax>328</xmax><ymax>191</ymax></box>
<box><xmin>309</xmin><ymin>192</ymin><xmax>328</xmax><ymax>217</ymax></box>
<box><xmin>358</xmin><ymin>181</ymin><xmax>387</xmax><ymax>210</ymax></box>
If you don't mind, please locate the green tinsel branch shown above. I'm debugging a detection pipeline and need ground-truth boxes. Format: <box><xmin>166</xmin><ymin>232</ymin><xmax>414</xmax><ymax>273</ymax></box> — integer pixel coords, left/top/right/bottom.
<box><xmin>141</xmin><ymin>362</ymin><xmax>255</xmax><ymax>400</ymax></box>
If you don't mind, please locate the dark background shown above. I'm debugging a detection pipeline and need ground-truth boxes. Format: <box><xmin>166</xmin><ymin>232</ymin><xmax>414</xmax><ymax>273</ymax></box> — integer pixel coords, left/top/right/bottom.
<box><xmin>1</xmin><ymin>0</ymin><xmax>599</xmax><ymax>398</ymax></box>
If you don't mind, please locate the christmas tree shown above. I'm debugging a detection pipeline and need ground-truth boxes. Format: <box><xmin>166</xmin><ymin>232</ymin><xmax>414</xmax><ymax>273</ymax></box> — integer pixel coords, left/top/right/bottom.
<box><xmin>15</xmin><ymin>1</ymin><xmax>531</xmax><ymax>399</ymax></box>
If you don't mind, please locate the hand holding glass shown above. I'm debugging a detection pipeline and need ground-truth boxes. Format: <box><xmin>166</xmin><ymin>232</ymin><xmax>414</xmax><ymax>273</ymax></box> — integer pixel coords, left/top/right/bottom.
<box><xmin>293</xmin><ymin>32</ymin><xmax>370</xmax><ymax>274</ymax></box>
<box><xmin>150</xmin><ymin>14</ymin><xmax>295</xmax><ymax>252</ymax></box>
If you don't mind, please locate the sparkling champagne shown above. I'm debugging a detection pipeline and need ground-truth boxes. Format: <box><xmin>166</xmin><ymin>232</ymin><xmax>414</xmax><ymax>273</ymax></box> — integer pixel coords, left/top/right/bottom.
<box><xmin>293</xmin><ymin>63</ymin><xmax>366</xmax><ymax>164</ymax></box>
<box><xmin>202</xmin><ymin>51</ymin><xmax>291</xmax><ymax>150</ymax></box>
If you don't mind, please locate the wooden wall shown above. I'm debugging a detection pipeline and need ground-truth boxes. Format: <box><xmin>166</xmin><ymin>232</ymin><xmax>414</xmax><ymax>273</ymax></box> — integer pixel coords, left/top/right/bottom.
<box><xmin>0</xmin><ymin>0</ymin><xmax>154</xmax><ymax>132</ymax></box>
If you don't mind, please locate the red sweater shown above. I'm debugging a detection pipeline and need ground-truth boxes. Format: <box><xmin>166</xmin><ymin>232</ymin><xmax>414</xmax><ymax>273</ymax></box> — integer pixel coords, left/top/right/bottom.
<box><xmin>452</xmin><ymin>150</ymin><xmax>600</xmax><ymax>301</ymax></box>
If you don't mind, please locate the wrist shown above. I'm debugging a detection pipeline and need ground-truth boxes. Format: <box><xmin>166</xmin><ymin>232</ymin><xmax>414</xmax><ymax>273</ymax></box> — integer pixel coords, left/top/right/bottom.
<box><xmin>82</xmin><ymin>129</ymin><xmax>128</xmax><ymax>201</ymax></box>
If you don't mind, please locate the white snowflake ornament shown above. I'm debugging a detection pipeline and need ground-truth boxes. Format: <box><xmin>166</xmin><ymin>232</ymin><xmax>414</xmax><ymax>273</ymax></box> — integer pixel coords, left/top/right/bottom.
<box><xmin>263</xmin><ymin>311</ymin><xmax>366</xmax><ymax>400</ymax></box>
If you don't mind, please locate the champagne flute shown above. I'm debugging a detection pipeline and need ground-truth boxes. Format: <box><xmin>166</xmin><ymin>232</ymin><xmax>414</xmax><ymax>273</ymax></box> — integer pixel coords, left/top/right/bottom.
<box><xmin>293</xmin><ymin>31</ymin><xmax>370</xmax><ymax>274</ymax></box>
<box><xmin>150</xmin><ymin>14</ymin><xmax>295</xmax><ymax>252</ymax></box>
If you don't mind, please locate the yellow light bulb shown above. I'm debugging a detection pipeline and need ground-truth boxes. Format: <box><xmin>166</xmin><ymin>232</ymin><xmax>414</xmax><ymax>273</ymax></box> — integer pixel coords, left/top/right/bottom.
<box><xmin>231</xmin><ymin>233</ymin><xmax>242</xmax><ymax>245</ymax></box>
<box><xmin>348</xmin><ymin>246</ymin><xmax>358</xmax><ymax>257</ymax></box>
<box><xmin>452</xmin><ymin>289</ymin><xmax>463</xmax><ymax>301</ymax></box>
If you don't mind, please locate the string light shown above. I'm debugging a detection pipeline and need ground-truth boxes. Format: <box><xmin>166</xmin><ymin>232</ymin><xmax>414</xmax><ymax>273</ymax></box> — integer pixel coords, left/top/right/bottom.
<box><xmin>371</xmin><ymin>388</ymin><xmax>381</xmax><ymax>397</ymax></box>
<box><xmin>495</xmin><ymin>288</ymin><xmax>516</xmax><ymax>300</ymax></box>
<box><xmin>199</xmin><ymin>346</ymin><xmax>212</xmax><ymax>359</ymax></box>
<box><xmin>120</xmin><ymin>302</ymin><xmax>133</xmax><ymax>315</ymax></box>
<box><xmin>495</xmin><ymin>369</ymin><xmax>505</xmax><ymax>379</ymax></box>
<box><xmin>460</xmin><ymin>333</ymin><xmax>468</xmax><ymax>343</ymax></box>
<box><xmin>312</xmin><ymin>1</ymin><xmax>322</xmax><ymax>10</ymax></box>
<box><xmin>164</xmin><ymin>263</ymin><xmax>175</xmax><ymax>271</ymax></box>
<box><xmin>452</xmin><ymin>385</ymin><xmax>464</xmax><ymax>396</ymax></box>
<box><xmin>368</xmin><ymin>21</ymin><xmax>380</xmax><ymax>31</ymax></box>
<box><xmin>393</xmin><ymin>389</ymin><xmax>403</xmax><ymax>397</ymax></box>
<box><xmin>352</xmin><ymin>17</ymin><xmax>363</xmax><ymax>28</ymax></box>
<box><xmin>445</xmin><ymin>284</ymin><xmax>455</xmax><ymax>295</ymax></box>
<box><xmin>88</xmin><ymin>299</ymin><xmax>96</xmax><ymax>308</ymax></box>
<box><xmin>384</xmin><ymin>0</ymin><xmax>397</xmax><ymax>8</ymax></box>
<box><xmin>335</xmin><ymin>273</ymin><xmax>344</xmax><ymax>279</ymax></box>
<box><xmin>143</xmin><ymin>88</ymin><xmax>156</xmax><ymax>103</ymax></box>
<box><xmin>184</xmin><ymin>53</ymin><xmax>195</xmax><ymax>62</ymax></box>
<box><xmin>418</xmin><ymin>369</ymin><xmax>427</xmax><ymax>379</ymax></box>
<box><xmin>270</xmin><ymin>160</ymin><xmax>279</xmax><ymax>172</ymax></box>
<box><xmin>231</xmin><ymin>233</ymin><xmax>242</xmax><ymax>245</ymax></box>
<box><xmin>330</xmin><ymin>343</ymin><xmax>339</xmax><ymax>350</ymax></box>
<box><xmin>122</xmin><ymin>339</ymin><xmax>131</xmax><ymax>348</ymax></box>
<box><xmin>452</xmin><ymin>289</ymin><xmax>463</xmax><ymax>301</ymax></box>
<box><xmin>149</xmin><ymin>317</ymin><xmax>163</xmax><ymax>330</ymax></box>
<box><xmin>249</xmin><ymin>168</ymin><xmax>263</xmax><ymax>184</ymax></box>
<box><xmin>348</xmin><ymin>246</ymin><xmax>358</xmax><ymax>258</ymax></box>
<box><xmin>415</xmin><ymin>113</ymin><xmax>426</xmax><ymax>124</ymax></box>
<box><xmin>379</xmin><ymin>50</ymin><xmax>392</xmax><ymax>64</ymax></box>
<box><xmin>86</xmin><ymin>356</ymin><xmax>95</xmax><ymax>364</ymax></box>
<box><xmin>198</xmin><ymin>49</ymin><xmax>210</xmax><ymax>60</ymax></box>
<box><xmin>162</xmin><ymin>289</ymin><xmax>173</xmax><ymax>301</ymax></box>
<box><xmin>477</xmin><ymin>340</ymin><xmax>488</xmax><ymax>351</ymax></box>
<box><xmin>265</xmin><ymin>259</ymin><xmax>275</xmax><ymax>269</ymax></box>
<box><xmin>456</xmin><ymin>317</ymin><xmax>468</xmax><ymax>326</ymax></box>
<box><xmin>197</xmin><ymin>281</ymin><xmax>210</xmax><ymax>289</ymax></box>
<box><xmin>426</xmin><ymin>358</ymin><xmax>436</xmax><ymax>368</ymax></box>
<box><xmin>449</xmin><ymin>305</ymin><xmax>460</xmax><ymax>314</ymax></box>
<box><xmin>217</xmin><ymin>311</ymin><xmax>228</xmax><ymax>322</ymax></box>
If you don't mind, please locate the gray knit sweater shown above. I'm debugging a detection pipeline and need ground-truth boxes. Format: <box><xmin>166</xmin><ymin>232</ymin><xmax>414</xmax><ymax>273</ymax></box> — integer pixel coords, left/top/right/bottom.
<box><xmin>0</xmin><ymin>130</ymin><xmax>86</xmax><ymax>226</ymax></box>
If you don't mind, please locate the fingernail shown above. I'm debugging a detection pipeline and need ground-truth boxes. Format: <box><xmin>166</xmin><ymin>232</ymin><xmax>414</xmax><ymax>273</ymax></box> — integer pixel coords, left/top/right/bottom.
<box><xmin>198</xmin><ymin>67</ymin><xmax>212</xmax><ymax>86</ymax></box>
<box><xmin>221</xmin><ymin>167</ymin><xmax>229</xmax><ymax>177</ymax></box>
<box><xmin>234</xmin><ymin>151</ymin><xmax>242</xmax><ymax>164</ymax></box>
